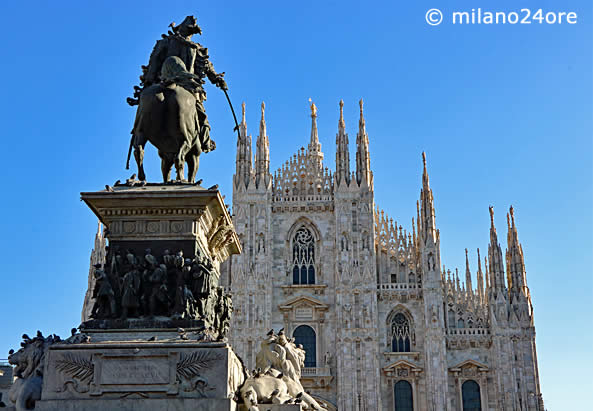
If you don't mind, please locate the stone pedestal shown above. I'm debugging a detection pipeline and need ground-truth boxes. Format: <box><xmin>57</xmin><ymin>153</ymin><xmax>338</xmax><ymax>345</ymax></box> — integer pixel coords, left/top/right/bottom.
<box><xmin>79</xmin><ymin>183</ymin><xmax>240</xmax><ymax>333</ymax></box>
<box><xmin>34</xmin><ymin>339</ymin><xmax>245</xmax><ymax>411</ymax></box>
<box><xmin>80</xmin><ymin>183</ymin><xmax>239</xmax><ymax>276</ymax></box>
<box><xmin>31</xmin><ymin>184</ymin><xmax>246</xmax><ymax>411</ymax></box>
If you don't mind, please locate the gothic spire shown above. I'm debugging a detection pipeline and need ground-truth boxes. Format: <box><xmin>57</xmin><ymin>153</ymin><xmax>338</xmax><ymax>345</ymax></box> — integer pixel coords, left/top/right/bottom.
<box><xmin>255</xmin><ymin>102</ymin><xmax>270</xmax><ymax>189</ymax></box>
<box><xmin>477</xmin><ymin>248</ymin><xmax>485</xmax><ymax>304</ymax></box>
<box><xmin>419</xmin><ymin>152</ymin><xmax>437</xmax><ymax>245</ymax></box>
<box><xmin>234</xmin><ymin>101</ymin><xmax>252</xmax><ymax>189</ymax></box>
<box><xmin>355</xmin><ymin>98</ymin><xmax>372</xmax><ymax>187</ymax></box>
<box><xmin>465</xmin><ymin>248</ymin><xmax>473</xmax><ymax>294</ymax></box>
<box><xmin>506</xmin><ymin>205</ymin><xmax>528</xmax><ymax>296</ymax></box>
<box><xmin>335</xmin><ymin>99</ymin><xmax>351</xmax><ymax>186</ymax></box>
<box><xmin>488</xmin><ymin>206</ymin><xmax>507</xmax><ymax>295</ymax></box>
<box><xmin>484</xmin><ymin>255</ymin><xmax>490</xmax><ymax>294</ymax></box>
<box><xmin>307</xmin><ymin>99</ymin><xmax>323</xmax><ymax>169</ymax></box>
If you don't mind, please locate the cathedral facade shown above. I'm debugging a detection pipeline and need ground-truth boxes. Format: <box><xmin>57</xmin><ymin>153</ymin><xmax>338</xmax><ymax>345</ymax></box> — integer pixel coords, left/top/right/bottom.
<box><xmin>219</xmin><ymin>100</ymin><xmax>545</xmax><ymax>411</ymax></box>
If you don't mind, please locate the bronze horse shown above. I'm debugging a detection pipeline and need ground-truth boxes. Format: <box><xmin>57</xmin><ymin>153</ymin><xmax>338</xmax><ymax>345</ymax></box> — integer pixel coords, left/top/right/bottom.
<box><xmin>130</xmin><ymin>56</ymin><xmax>215</xmax><ymax>183</ymax></box>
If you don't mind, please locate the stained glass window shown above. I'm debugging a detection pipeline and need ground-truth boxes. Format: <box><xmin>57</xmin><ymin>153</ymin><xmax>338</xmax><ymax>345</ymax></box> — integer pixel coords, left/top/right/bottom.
<box><xmin>391</xmin><ymin>313</ymin><xmax>411</xmax><ymax>352</ymax></box>
<box><xmin>292</xmin><ymin>227</ymin><xmax>315</xmax><ymax>285</ymax></box>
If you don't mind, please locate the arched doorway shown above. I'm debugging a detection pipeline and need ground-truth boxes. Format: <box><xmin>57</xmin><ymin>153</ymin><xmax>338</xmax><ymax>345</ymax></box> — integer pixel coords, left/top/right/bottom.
<box><xmin>394</xmin><ymin>380</ymin><xmax>413</xmax><ymax>411</ymax></box>
<box><xmin>462</xmin><ymin>380</ymin><xmax>482</xmax><ymax>411</ymax></box>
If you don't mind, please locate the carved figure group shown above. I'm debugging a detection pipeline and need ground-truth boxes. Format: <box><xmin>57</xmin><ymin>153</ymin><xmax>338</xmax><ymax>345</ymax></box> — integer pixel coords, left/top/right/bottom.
<box><xmin>88</xmin><ymin>246</ymin><xmax>232</xmax><ymax>339</ymax></box>
<box><xmin>239</xmin><ymin>330</ymin><xmax>326</xmax><ymax>410</ymax></box>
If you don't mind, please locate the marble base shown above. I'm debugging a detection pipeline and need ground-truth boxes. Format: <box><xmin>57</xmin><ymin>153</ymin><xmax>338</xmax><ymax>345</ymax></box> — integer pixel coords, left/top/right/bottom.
<box><xmin>40</xmin><ymin>340</ymin><xmax>245</xmax><ymax>407</ymax></box>
<box><xmin>35</xmin><ymin>398</ymin><xmax>236</xmax><ymax>411</ymax></box>
<box><xmin>237</xmin><ymin>405</ymin><xmax>302</xmax><ymax>411</ymax></box>
<box><xmin>81</xmin><ymin>317</ymin><xmax>206</xmax><ymax>331</ymax></box>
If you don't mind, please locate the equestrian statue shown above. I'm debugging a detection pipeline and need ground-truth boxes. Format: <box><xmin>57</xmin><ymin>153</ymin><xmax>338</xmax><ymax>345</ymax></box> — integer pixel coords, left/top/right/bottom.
<box><xmin>126</xmin><ymin>16</ymin><xmax>239</xmax><ymax>183</ymax></box>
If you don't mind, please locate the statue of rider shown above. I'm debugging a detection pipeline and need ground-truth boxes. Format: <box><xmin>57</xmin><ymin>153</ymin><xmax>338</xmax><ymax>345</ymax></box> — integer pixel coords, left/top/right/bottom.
<box><xmin>133</xmin><ymin>15</ymin><xmax>227</xmax><ymax>154</ymax></box>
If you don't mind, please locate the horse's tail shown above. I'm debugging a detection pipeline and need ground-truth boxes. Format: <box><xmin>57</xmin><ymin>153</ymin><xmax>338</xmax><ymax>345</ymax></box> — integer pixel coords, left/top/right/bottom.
<box><xmin>126</xmin><ymin>133</ymin><xmax>135</xmax><ymax>170</ymax></box>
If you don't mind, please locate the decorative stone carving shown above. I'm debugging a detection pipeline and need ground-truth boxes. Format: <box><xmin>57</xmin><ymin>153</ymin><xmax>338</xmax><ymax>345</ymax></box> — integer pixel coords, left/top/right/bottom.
<box><xmin>207</xmin><ymin>215</ymin><xmax>235</xmax><ymax>261</ymax></box>
<box><xmin>239</xmin><ymin>330</ymin><xmax>327</xmax><ymax>410</ymax></box>
<box><xmin>6</xmin><ymin>330</ymin><xmax>90</xmax><ymax>411</ymax></box>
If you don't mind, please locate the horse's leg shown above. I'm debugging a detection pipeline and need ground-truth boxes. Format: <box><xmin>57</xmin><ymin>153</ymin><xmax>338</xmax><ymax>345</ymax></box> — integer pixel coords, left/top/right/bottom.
<box><xmin>186</xmin><ymin>145</ymin><xmax>201</xmax><ymax>183</ymax></box>
<box><xmin>133</xmin><ymin>137</ymin><xmax>147</xmax><ymax>181</ymax></box>
<box><xmin>159</xmin><ymin>151</ymin><xmax>174</xmax><ymax>183</ymax></box>
<box><xmin>175</xmin><ymin>141</ymin><xmax>192</xmax><ymax>182</ymax></box>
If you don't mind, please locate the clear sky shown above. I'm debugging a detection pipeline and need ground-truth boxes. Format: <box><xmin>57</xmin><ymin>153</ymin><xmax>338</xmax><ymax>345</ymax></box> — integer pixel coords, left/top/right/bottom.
<box><xmin>0</xmin><ymin>0</ymin><xmax>590</xmax><ymax>409</ymax></box>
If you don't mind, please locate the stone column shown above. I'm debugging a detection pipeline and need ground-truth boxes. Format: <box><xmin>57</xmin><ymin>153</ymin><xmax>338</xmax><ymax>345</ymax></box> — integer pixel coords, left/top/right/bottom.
<box><xmin>479</xmin><ymin>370</ymin><xmax>489</xmax><ymax>411</ymax></box>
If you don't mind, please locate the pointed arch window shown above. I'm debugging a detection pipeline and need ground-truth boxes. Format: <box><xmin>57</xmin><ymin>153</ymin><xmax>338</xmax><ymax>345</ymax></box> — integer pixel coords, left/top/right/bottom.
<box><xmin>391</xmin><ymin>313</ymin><xmax>411</xmax><ymax>352</ymax></box>
<box><xmin>462</xmin><ymin>380</ymin><xmax>482</xmax><ymax>411</ymax></box>
<box><xmin>394</xmin><ymin>380</ymin><xmax>413</xmax><ymax>411</ymax></box>
<box><xmin>448</xmin><ymin>310</ymin><xmax>456</xmax><ymax>328</ymax></box>
<box><xmin>292</xmin><ymin>227</ymin><xmax>315</xmax><ymax>285</ymax></box>
<box><xmin>293</xmin><ymin>325</ymin><xmax>316</xmax><ymax>367</ymax></box>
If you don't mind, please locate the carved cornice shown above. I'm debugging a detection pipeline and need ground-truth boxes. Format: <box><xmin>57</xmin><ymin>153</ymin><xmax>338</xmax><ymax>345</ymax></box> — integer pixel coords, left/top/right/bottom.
<box><xmin>446</xmin><ymin>335</ymin><xmax>492</xmax><ymax>350</ymax></box>
<box><xmin>272</xmin><ymin>203</ymin><xmax>334</xmax><ymax>213</ymax></box>
<box><xmin>281</xmin><ymin>284</ymin><xmax>328</xmax><ymax>297</ymax></box>
<box><xmin>383</xmin><ymin>351</ymin><xmax>421</xmax><ymax>361</ymax></box>
<box><xmin>99</xmin><ymin>207</ymin><xmax>205</xmax><ymax>217</ymax></box>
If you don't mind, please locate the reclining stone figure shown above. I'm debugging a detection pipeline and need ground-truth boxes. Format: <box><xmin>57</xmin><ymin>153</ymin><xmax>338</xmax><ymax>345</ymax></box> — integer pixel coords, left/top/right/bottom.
<box><xmin>239</xmin><ymin>329</ymin><xmax>327</xmax><ymax>410</ymax></box>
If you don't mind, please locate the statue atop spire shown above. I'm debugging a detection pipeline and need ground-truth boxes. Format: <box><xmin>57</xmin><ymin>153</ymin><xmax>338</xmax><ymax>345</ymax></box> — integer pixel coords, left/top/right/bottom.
<box><xmin>309</xmin><ymin>98</ymin><xmax>318</xmax><ymax>118</ymax></box>
<box><xmin>307</xmin><ymin>99</ymin><xmax>323</xmax><ymax>164</ymax></box>
<box><xmin>241</xmin><ymin>101</ymin><xmax>246</xmax><ymax>124</ymax></box>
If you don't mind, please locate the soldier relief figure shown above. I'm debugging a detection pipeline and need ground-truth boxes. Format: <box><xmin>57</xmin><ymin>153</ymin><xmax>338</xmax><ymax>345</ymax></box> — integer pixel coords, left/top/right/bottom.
<box><xmin>126</xmin><ymin>15</ymin><xmax>234</xmax><ymax>183</ymax></box>
<box><xmin>87</xmin><ymin>247</ymin><xmax>232</xmax><ymax>340</ymax></box>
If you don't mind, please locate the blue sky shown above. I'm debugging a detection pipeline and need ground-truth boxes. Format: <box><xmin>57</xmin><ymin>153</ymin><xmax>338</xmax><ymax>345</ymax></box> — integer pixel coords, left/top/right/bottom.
<box><xmin>0</xmin><ymin>0</ymin><xmax>590</xmax><ymax>409</ymax></box>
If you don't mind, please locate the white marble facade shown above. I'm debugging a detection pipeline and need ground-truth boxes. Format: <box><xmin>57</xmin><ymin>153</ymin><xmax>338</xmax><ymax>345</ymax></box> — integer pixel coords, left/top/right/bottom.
<box><xmin>218</xmin><ymin>99</ymin><xmax>542</xmax><ymax>410</ymax></box>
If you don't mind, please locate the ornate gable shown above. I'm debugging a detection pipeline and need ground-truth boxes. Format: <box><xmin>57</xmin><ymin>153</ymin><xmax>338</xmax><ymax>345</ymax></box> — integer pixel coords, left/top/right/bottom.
<box><xmin>449</xmin><ymin>359</ymin><xmax>489</xmax><ymax>379</ymax></box>
<box><xmin>449</xmin><ymin>359</ymin><xmax>489</xmax><ymax>372</ymax></box>
<box><xmin>382</xmin><ymin>359</ymin><xmax>422</xmax><ymax>378</ymax></box>
<box><xmin>279</xmin><ymin>295</ymin><xmax>329</xmax><ymax>323</ymax></box>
